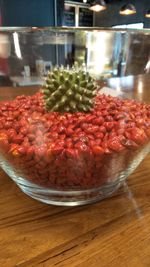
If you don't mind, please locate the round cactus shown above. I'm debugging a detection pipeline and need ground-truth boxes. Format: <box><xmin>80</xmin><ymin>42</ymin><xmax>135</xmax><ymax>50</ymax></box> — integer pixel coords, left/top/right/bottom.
<box><xmin>42</xmin><ymin>66</ymin><xmax>97</xmax><ymax>112</ymax></box>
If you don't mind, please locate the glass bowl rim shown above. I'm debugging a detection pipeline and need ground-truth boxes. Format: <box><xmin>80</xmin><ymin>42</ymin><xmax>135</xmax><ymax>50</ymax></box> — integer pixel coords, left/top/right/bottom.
<box><xmin>0</xmin><ymin>26</ymin><xmax>150</xmax><ymax>35</ymax></box>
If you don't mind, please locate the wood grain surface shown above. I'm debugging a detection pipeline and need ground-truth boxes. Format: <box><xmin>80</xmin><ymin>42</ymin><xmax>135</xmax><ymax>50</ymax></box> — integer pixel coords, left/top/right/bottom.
<box><xmin>0</xmin><ymin>74</ymin><xmax>150</xmax><ymax>267</ymax></box>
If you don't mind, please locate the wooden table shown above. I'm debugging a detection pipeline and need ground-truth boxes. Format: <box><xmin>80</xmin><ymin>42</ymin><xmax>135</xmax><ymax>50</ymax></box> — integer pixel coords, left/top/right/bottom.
<box><xmin>0</xmin><ymin>74</ymin><xmax>150</xmax><ymax>267</ymax></box>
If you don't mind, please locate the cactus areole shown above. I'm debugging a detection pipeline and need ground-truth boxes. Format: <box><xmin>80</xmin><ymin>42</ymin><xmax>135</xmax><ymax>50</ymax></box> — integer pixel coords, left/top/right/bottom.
<box><xmin>42</xmin><ymin>67</ymin><xmax>97</xmax><ymax>112</ymax></box>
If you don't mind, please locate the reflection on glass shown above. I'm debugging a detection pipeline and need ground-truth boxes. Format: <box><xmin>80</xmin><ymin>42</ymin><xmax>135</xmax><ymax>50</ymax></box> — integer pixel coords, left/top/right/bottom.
<box><xmin>13</xmin><ymin>32</ymin><xmax>22</xmax><ymax>59</ymax></box>
<box><xmin>123</xmin><ymin>182</ymin><xmax>143</xmax><ymax>219</ymax></box>
<box><xmin>0</xmin><ymin>28</ymin><xmax>150</xmax><ymax>82</ymax></box>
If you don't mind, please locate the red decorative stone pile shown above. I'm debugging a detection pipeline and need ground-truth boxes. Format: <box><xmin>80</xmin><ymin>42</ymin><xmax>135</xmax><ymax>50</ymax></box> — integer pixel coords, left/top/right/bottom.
<box><xmin>0</xmin><ymin>92</ymin><xmax>150</xmax><ymax>190</ymax></box>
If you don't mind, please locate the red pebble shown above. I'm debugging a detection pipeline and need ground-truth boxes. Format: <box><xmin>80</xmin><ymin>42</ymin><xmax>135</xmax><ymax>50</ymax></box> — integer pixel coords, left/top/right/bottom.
<box><xmin>130</xmin><ymin>128</ymin><xmax>148</xmax><ymax>145</ymax></box>
<box><xmin>92</xmin><ymin>146</ymin><xmax>104</xmax><ymax>155</ymax></box>
<box><xmin>66</xmin><ymin>126</ymin><xmax>74</xmax><ymax>136</ymax></box>
<box><xmin>104</xmin><ymin>122</ymin><xmax>114</xmax><ymax>132</ymax></box>
<box><xmin>65</xmin><ymin>148</ymin><xmax>76</xmax><ymax>158</ymax></box>
<box><xmin>12</xmin><ymin>135</ymin><xmax>24</xmax><ymax>145</ymax></box>
<box><xmin>93</xmin><ymin>117</ymin><xmax>104</xmax><ymax>125</ymax></box>
<box><xmin>99</xmin><ymin>125</ymin><xmax>106</xmax><ymax>134</ymax></box>
<box><xmin>26</xmin><ymin>146</ymin><xmax>35</xmax><ymax>159</ymax></box>
<box><xmin>35</xmin><ymin>146</ymin><xmax>46</xmax><ymax>158</ymax></box>
<box><xmin>108</xmin><ymin>137</ymin><xmax>124</xmax><ymax>152</ymax></box>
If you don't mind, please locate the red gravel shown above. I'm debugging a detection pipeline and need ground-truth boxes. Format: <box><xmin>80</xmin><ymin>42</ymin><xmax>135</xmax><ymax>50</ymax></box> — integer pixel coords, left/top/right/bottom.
<box><xmin>0</xmin><ymin>92</ymin><xmax>150</xmax><ymax>190</ymax></box>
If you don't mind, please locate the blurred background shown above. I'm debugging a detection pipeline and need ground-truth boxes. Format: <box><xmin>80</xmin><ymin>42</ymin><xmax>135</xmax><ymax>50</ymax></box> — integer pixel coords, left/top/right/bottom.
<box><xmin>0</xmin><ymin>0</ymin><xmax>150</xmax><ymax>28</ymax></box>
<box><xmin>0</xmin><ymin>0</ymin><xmax>149</xmax><ymax>86</ymax></box>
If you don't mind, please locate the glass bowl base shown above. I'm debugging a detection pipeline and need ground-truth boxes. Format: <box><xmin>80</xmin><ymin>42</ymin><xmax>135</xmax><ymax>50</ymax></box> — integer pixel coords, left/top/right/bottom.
<box><xmin>1</xmin><ymin>142</ymin><xmax>150</xmax><ymax>206</ymax></box>
<box><xmin>16</xmin><ymin>179</ymin><xmax>123</xmax><ymax>206</ymax></box>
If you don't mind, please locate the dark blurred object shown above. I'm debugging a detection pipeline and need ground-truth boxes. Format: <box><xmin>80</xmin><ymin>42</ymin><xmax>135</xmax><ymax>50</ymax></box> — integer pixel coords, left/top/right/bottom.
<box><xmin>117</xmin><ymin>52</ymin><xmax>123</xmax><ymax>76</ymax></box>
<box><xmin>0</xmin><ymin>34</ymin><xmax>10</xmax><ymax>66</ymax></box>
<box><xmin>65</xmin><ymin>52</ymin><xmax>74</xmax><ymax>67</ymax></box>
<box><xmin>0</xmin><ymin>75</ymin><xmax>12</xmax><ymax>86</ymax></box>
<box><xmin>0</xmin><ymin>33</ymin><xmax>12</xmax><ymax>86</ymax></box>
<box><xmin>0</xmin><ymin>56</ymin><xmax>9</xmax><ymax>75</ymax></box>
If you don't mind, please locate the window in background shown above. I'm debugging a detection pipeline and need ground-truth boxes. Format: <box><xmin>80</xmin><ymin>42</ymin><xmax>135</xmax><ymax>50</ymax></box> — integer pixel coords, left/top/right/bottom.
<box><xmin>64</xmin><ymin>5</ymin><xmax>76</xmax><ymax>26</ymax></box>
<box><xmin>63</xmin><ymin>2</ymin><xmax>93</xmax><ymax>27</ymax></box>
<box><xmin>79</xmin><ymin>7</ymin><xmax>93</xmax><ymax>27</ymax></box>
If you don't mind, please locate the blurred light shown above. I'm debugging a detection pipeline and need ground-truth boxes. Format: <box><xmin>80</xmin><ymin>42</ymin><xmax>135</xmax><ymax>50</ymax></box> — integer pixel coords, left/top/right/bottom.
<box><xmin>113</xmin><ymin>23</ymin><xmax>143</xmax><ymax>29</ymax></box>
<box><xmin>87</xmin><ymin>32</ymin><xmax>108</xmax><ymax>77</ymax></box>
<box><xmin>119</xmin><ymin>4</ymin><xmax>136</xmax><ymax>15</ymax></box>
<box><xmin>83</xmin><ymin>0</ymin><xmax>87</xmax><ymax>3</ymax></box>
<box><xmin>108</xmin><ymin>76</ymin><xmax>134</xmax><ymax>90</ymax></box>
<box><xmin>89</xmin><ymin>0</ymin><xmax>106</xmax><ymax>12</ymax></box>
<box><xmin>109</xmin><ymin>78</ymin><xmax>121</xmax><ymax>91</ymax></box>
<box><xmin>145</xmin><ymin>10</ymin><xmax>150</xmax><ymax>18</ymax></box>
<box><xmin>116</xmin><ymin>86</ymin><xmax>121</xmax><ymax>92</ymax></box>
<box><xmin>145</xmin><ymin>59</ymin><xmax>150</xmax><ymax>74</ymax></box>
<box><xmin>13</xmin><ymin>32</ymin><xmax>22</xmax><ymax>59</ymax></box>
<box><xmin>138</xmin><ymin>81</ymin><xmax>143</xmax><ymax>94</ymax></box>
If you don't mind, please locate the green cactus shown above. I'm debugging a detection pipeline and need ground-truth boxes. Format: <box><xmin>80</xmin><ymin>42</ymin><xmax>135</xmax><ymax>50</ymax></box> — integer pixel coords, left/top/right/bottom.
<box><xmin>42</xmin><ymin>66</ymin><xmax>97</xmax><ymax>112</ymax></box>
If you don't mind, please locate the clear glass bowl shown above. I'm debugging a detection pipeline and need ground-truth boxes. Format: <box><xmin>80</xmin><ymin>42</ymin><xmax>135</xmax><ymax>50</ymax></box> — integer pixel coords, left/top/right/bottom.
<box><xmin>0</xmin><ymin>27</ymin><xmax>150</xmax><ymax>206</ymax></box>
